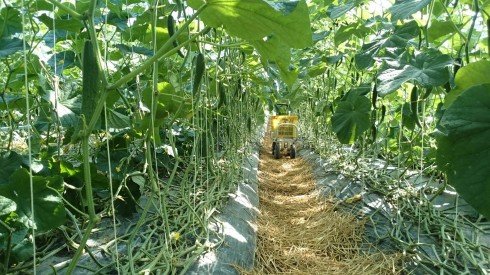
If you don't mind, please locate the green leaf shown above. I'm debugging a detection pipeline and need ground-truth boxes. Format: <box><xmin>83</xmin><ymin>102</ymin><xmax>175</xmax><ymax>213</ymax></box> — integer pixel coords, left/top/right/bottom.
<box><xmin>38</xmin><ymin>14</ymin><xmax>84</xmax><ymax>33</ymax></box>
<box><xmin>276</xmin><ymin>61</ymin><xmax>299</xmax><ymax>88</ymax></box>
<box><xmin>47</xmin><ymin>51</ymin><xmax>77</xmax><ymax>74</ymax></box>
<box><xmin>326</xmin><ymin>0</ymin><xmax>363</xmax><ymax>20</ymax></box>
<box><xmin>11</xmin><ymin>238</ymin><xmax>34</xmax><ymax>263</ymax></box>
<box><xmin>251</xmin><ymin>36</ymin><xmax>298</xmax><ymax>87</ymax></box>
<box><xmin>0</xmin><ymin>7</ymin><xmax>23</xmax><ymax>38</ymax></box>
<box><xmin>389</xmin><ymin>0</ymin><xmax>431</xmax><ymax>22</ymax></box>
<box><xmin>140</xmin><ymin>82</ymin><xmax>191</xmax><ymax>130</ymax></box>
<box><xmin>0</xmin><ymin>222</ymin><xmax>29</xmax><ymax>260</ymax></box>
<box><xmin>307</xmin><ymin>62</ymin><xmax>327</xmax><ymax>77</ymax></box>
<box><xmin>334</xmin><ymin>22</ymin><xmax>371</xmax><ymax>46</ymax></box>
<box><xmin>427</xmin><ymin>19</ymin><xmax>460</xmax><ymax>42</ymax></box>
<box><xmin>107</xmin><ymin>108</ymin><xmax>131</xmax><ymax>129</ymax></box>
<box><xmin>436</xmin><ymin>84</ymin><xmax>490</xmax><ymax>220</ymax></box>
<box><xmin>75</xmin><ymin>0</ymin><xmax>90</xmax><ymax>14</ymax></box>
<box><xmin>41</xmin><ymin>90</ymin><xmax>80</xmax><ymax>128</ymax></box>
<box><xmin>0</xmin><ymin>93</ymin><xmax>27</xmax><ymax>111</ymax></box>
<box><xmin>0</xmin><ymin>168</ymin><xmax>66</xmax><ymax>232</ymax></box>
<box><xmin>32</xmin><ymin>0</ymin><xmax>53</xmax><ymax>11</ymax></box>
<box><xmin>384</xmin><ymin>20</ymin><xmax>421</xmax><ymax>46</ymax></box>
<box><xmin>191</xmin><ymin>0</ymin><xmax>312</xmax><ymax>49</ymax></box>
<box><xmin>58</xmin><ymin>160</ymin><xmax>81</xmax><ymax>177</ymax></box>
<box><xmin>0</xmin><ymin>196</ymin><xmax>16</xmax><ymax>216</ymax></box>
<box><xmin>0</xmin><ymin>151</ymin><xmax>23</xmax><ymax>185</ymax></box>
<box><xmin>355</xmin><ymin>20</ymin><xmax>420</xmax><ymax>70</ymax></box>
<box><xmin>252</xmin><ymin>35</ymin><xmax>291</xmax><ymax>65</ymax></box>
<box><xmin>445</xmin><ymin>60</ymin><xmax>490</xmax><ymax>107</ymax></box>
<box><xmin>106</xmin><ymin>12</ymin><xmax>130</xmax><ymax>32</ymax></box>
<box><xmin>377</xmin><ymin>49</ymin><xmax>452</xmax><ymax>96</ymax></box>
<box><xmin>332</xmin><ymin>95</ymin><xmax>371</xmax><ymax>144</ymax></box>
<box><xmin>0</xmin><ymin>38</ymin><xmax>27</xmax><ymax>58</ymax></box>
<box><xmin>312</xmin><ymin>31</ymin><xmax>330</xmax><ymax>44</ymax></box>
<box><xmin>484</xmin><ymin>1</ymin><xmax>490</xmax><ymax>20</ymax></box>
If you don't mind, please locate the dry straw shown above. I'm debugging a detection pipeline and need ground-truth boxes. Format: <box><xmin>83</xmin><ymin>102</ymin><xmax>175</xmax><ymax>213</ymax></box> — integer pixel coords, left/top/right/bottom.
<box><xmin>241</xmin><ymin>140</ymin><xmax>404</xmax><ymax>274</ymax></box>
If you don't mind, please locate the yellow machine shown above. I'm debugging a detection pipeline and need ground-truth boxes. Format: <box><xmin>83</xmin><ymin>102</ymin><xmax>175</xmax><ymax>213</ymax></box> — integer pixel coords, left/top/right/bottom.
<box><xmin>270</xmin><ymin>115</ymin><xmax>298</xmax><ymax>159</ymax></box>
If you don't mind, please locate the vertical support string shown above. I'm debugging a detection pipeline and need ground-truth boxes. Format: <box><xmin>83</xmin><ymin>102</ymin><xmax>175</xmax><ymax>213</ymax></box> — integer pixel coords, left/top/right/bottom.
<box><xmin>101</xmin><ymin>0</ymin><xmax>120</xmax><ymax>272</ymax></box>
<box><xmin>20</xmin><ymin>0</ymin><xmax>36</xmax><ymax>273</ymax></box>
<box><xmin>103</xmin><ymin>102</ymin><xmax>120</xmax><ymax>274</ymax></box>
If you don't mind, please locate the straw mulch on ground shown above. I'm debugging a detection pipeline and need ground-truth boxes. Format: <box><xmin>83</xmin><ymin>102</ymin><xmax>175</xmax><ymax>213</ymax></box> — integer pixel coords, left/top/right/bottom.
<box><xmin>245</xmin><ymin>138</ymin><xmax>404</xmax><ymax>274</ymax></box>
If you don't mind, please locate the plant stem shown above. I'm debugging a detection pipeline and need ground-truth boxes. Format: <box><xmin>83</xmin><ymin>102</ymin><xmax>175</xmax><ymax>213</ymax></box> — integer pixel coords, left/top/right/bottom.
<box><xmin>0</xmin><ymin>219</ymin><xmax>13</xmax><ymax>274</ymax></box>
<box><xmin>65</xmin><ymin>132</ymin><xmax>100</xmax><ymax>274</ymax></box>
<box><xmin>438</xmin><ymin>0</ymin><xmax>467</xmax><ymax>43</ymax></box>
<box><xmin>65</xmin><ymin>1</ymin><xmax>102</xmax><ymax>273</ymax></box>
<box><xmin>465</xmin><ymin>0</ymin><xmax>480</xmax><ymax>64</ymax></box>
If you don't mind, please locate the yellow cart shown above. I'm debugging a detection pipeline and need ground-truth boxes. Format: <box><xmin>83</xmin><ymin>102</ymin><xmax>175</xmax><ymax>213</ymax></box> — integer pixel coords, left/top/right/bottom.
<box><xmin>270</xmin><ymin>115</ymin><xmax>298</xmax><ymax>159</ymax></box>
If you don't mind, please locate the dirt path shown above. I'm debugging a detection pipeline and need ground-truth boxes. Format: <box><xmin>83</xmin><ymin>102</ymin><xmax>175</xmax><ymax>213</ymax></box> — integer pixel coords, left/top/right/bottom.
<box><xmin>247</xmin><ymin>137</ymin><xmax>402</xmax><ymax>274</ymax></box>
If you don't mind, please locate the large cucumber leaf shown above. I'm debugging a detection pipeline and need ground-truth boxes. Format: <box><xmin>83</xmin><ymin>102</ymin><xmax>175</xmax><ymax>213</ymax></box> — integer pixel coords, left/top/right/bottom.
<box><xmin>251</xmin><ymin>36</ymin><xmax>298</xmax><ymax>88</ymax></box>
<box><xmin>0</xmin><ymin>168</ymin><xmax>66</xmax><ymax>232</ymax></box>
<box><xmin>436</xmin><ymin>84</ymin><xmax>490</xmax><ymax>220</ymax></box>
<box><xmin>355</xmin><ymin>20</ymin><xmax>420</xmax><ymax>70</ymax></box>
<box><xmin>47</xmin><ymin>51</ymin><xmax>77</xmax><ymax>74</ymax></box>
<box><xmin>377</xmin><ymin>48</ymin><xmax>452</xmax><ymax>96</ymax></box>
<box><xmin>334</xmin><ymin>21</ymin><xmax>371</xmax><ymax>46</ymax></box>
<box><xmin>326</xmin><ymin>0</ymin><xmax>364</xmax><ymax>20</ymax></box>
<box><xmin>188</xmin><ymin>0</ymin><xmax>312</xmax><ymax>49</ymax></box>
<box><xmin>38</xmin><ymin>14</ymin><xmax>85</xmax><ymax>33</ymax></box>
<box><xmin>427</xmin><ymin>19</ymin><xmax>461</xmax><ymax>42</ymax></box>
<box><xmin>332</xmin><ymin>95</ymin><xmax>371</xmax><ymax>144</ymax></box>
<box><xmin>0</xmin><ymin>151</ymin><xmax>23</xmax><ymax>185</ymax></box>
<box><xmin>444</xmin><ymin>60</ymin><xmax>490</xmax><ymax>107</ymax></box>
<box><xmin>0</xmin><ymin>7</ymin><xmax>23</xmax><ymax>37</ymax></box>
<box><xmin>0</xmin><ymin>38</ymin><xmax>26</xmax><ymax>58</ymax></box>
<box><xmin>0</xmin><ymin>196</ymin><xmax>16</xmax><ymax>216</ymax></box>
<box><xmin>389</xmin><ymin>0</ymin><xmax>431</xmax><ymax>22</ymax></box>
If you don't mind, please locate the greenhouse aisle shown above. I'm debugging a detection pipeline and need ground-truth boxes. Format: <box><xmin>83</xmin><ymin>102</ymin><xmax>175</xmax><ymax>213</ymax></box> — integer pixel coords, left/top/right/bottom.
<box><xmin>247</xmin><ymin>136</ymin><xmax>403</xmax><ymax>274</ymax></box>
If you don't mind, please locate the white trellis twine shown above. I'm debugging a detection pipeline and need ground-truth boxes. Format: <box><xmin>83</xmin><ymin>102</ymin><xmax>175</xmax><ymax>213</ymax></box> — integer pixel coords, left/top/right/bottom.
<box><xmin>20</xmin><ymin>0</ymin><xmax>36</xmax><ymax>273</ymax></box>
<box><xmin>100</xmin><ymin>0</ymin><xmax>121</xmax><ymax>272</ymax></box>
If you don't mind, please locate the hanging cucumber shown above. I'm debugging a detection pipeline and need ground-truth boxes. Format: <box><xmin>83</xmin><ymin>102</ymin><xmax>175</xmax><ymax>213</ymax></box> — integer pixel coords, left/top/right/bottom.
<box><xmin>380</xmin><ymin>105</ymin><xmax>386</xmax><ymax>125</ymax></box>
<box><xmin>410</xmin><ymin>86</ymin><xmax>422</xmax><ymax>128</ymax></box>
<box><xmin>371</xmin><ymin>124</ymin><xmax>377</xmax><ymax>141</ymax></box>
<box><xmin>240</xmin><ymin>51</ymin><xmax>246</xmax><ymax>64</ymax></box>
<box><xmin>234</xmin><ymin>77</ymin><xmax>242</xmax><ymax>100</ymax></box>
<box><xmin>446</xmin><ymin>57</ymin><xmax>463</xmax><ymax>93</ymax></box>
<box><xmin>192</xmin><ymin>52</ymin><xmax>205</xmax><ymax>98</ymax></box>
<box><xmin>454</xmin><ymin>57</ymin><xmax>462</xmax><ymax>75</ymax></box>
<box><xmin>372</xmin><ymin>83</ymin><xmax>378</xmax><ymax>109</ymax></box>
<box><xmin>167</xmin><ymin>15</ymin><xmax>184</xmax><ymax>58</ymax></box>
<box><xmin>81</xmin><ymin>39</ymin><xmax>100</xmax><ymax>124</ymax></box>
<box><xmin>217</xmin><ymin>82</ymin><xmax>226</xmax><ymax>108</ymax></box>
<box><xmin>488</xmin><ymin>18</ymin><xmax>490</xmax><ymax>57</ymax></box>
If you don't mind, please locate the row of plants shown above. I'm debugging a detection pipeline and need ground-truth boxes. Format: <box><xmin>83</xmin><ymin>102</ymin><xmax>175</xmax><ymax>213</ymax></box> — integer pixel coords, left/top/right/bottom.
<box><xmin>291</xmin><ymin>0</ymin><xmax>490</xmax><ymax>273</ymax></box>
<box><xmin>0</xmin><ymin>0</ymin><xmax>312</xmax><ymax>273</ymax></box>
